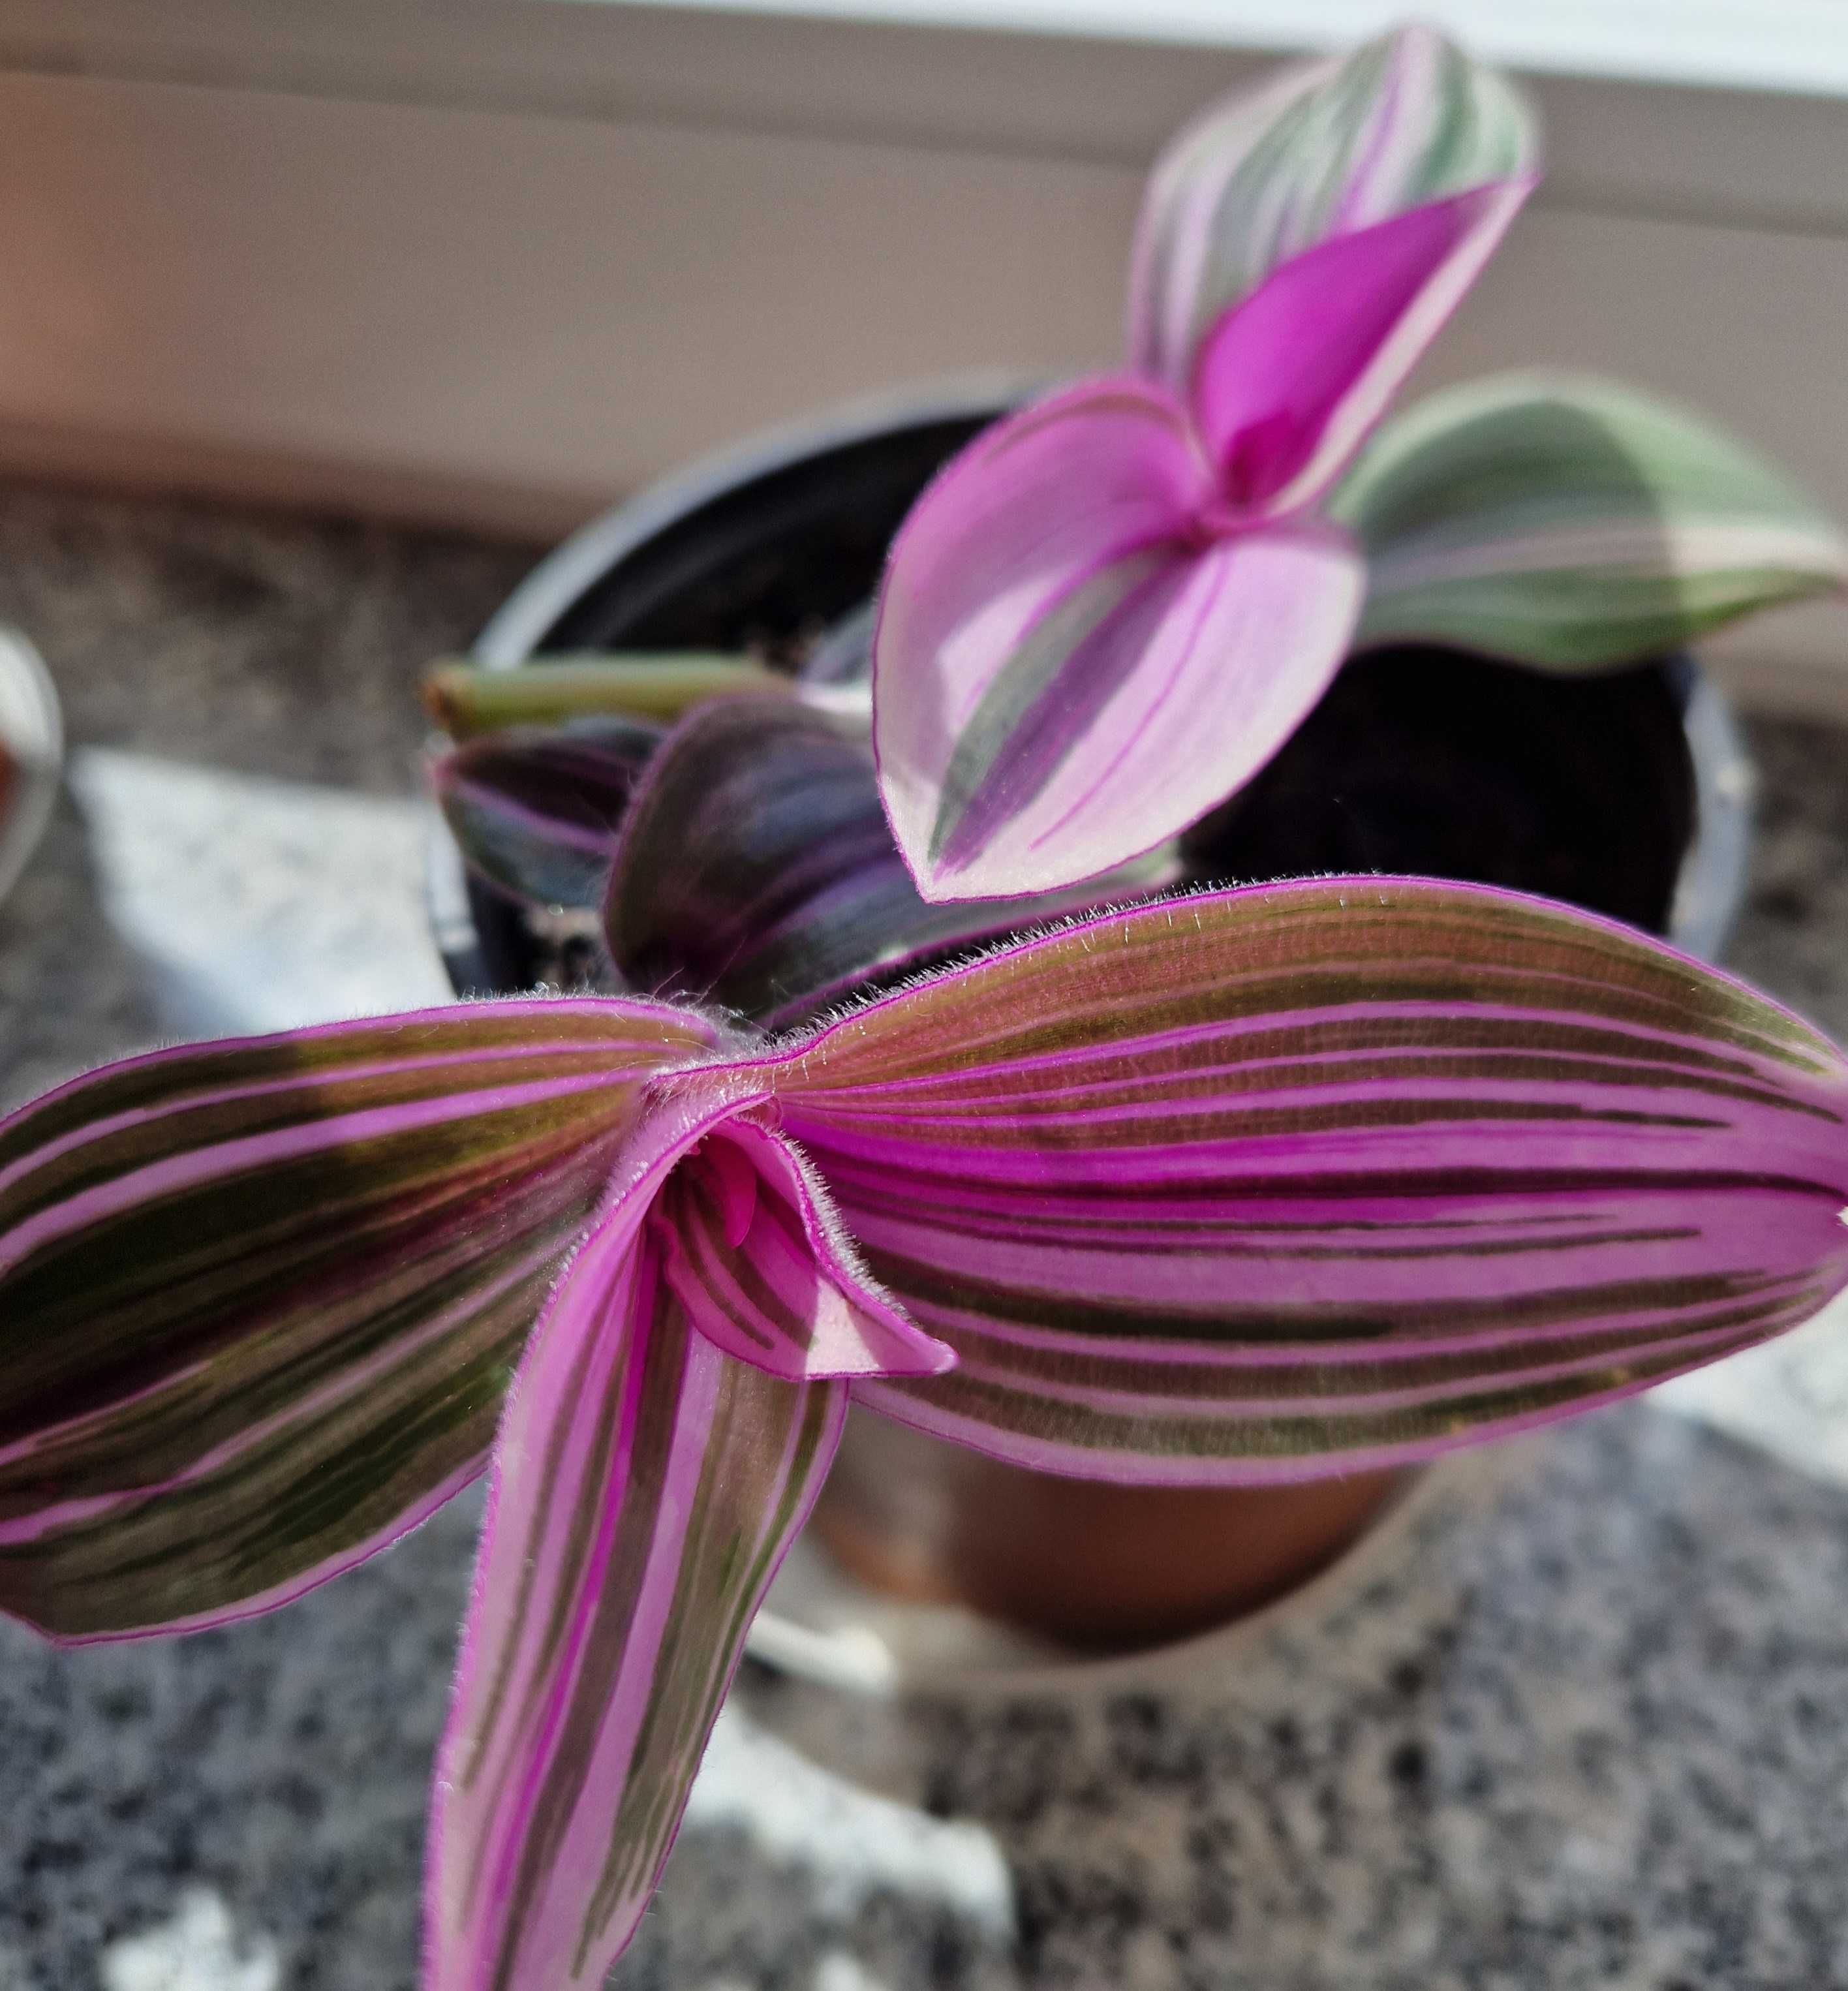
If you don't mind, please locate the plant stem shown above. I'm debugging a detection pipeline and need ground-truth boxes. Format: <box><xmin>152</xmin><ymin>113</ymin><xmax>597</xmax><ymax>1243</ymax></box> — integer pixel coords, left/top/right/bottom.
<box><xmin>423</xmin><ymin>654</ymin><xmax>797</xmax><ymax>737</ymax></box>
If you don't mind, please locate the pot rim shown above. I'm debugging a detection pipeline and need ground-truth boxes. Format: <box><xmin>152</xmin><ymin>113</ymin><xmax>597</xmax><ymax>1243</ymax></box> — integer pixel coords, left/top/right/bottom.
<box><xmin>470</xmin><ymin>370</ymin><xmax>1050</xmax><ymax>672</ymax></box>
<box><xmin>432</xmin><ymin>372</ymin><xmax>1754</xmax><ymax>987</ymax></box>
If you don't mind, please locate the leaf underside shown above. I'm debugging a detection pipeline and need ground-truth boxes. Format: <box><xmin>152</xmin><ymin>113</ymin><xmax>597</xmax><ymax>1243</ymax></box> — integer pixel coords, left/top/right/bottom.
<box><xmin>606</xmin><ymin>697</ymin><xmax>1179</xmax><ymax>1026</ymax></box>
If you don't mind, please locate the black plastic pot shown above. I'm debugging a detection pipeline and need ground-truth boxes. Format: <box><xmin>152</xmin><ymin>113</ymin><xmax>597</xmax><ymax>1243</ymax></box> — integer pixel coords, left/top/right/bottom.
<box><xmin>429</xmin><ymin>380</ymin><xmax>1753</xmax><ymax>998</ymax></box>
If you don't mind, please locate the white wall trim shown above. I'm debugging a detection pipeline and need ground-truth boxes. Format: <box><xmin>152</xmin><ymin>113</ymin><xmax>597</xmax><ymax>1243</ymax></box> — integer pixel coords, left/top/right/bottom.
<box><xmin>1</xmin><ymin>0</ymin><xmax>1845</xmax><ymax>230</ymax></box>
<box><xmin>574</xmin><ymin>0</ymin><xmax>1848</xmax><ymax>101</ymax></box>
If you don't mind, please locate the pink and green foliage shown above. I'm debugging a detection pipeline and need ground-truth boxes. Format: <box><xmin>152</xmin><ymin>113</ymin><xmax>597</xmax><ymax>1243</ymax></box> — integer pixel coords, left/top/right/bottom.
<box><xmin>870</xmin><ymin>25</ymin><xmax>1846</xmax><ymax>904</ymax></box>
<box><xmin>9</xmin><ymin>22</ymin><xmax>1848</xmax><ymax>1991</ymax></box>
<box><xmin>872</xmin><ymin>181</ymin><xmax>1530</xmax><ymax>902</ymax></box>
<box><xmin>430</xmin><ymin>32</ymin><xmax>1844</xmax><ymax>933</ymax></box>
<box><xmin>427</xmin><ymin>1090</ymin><xmax>946</xmax><ymax>1991</ymax></box>
<box><xmin>1126</xmin><ymin>23</ymin><xmax>1539</xmax><ymax>391</ymax></box>
<box><xmin>8</xmin><ymin>882</ymin><xmax>1848</xmax><ymax>1984</ymax></box>
<box><xmin>0</xmin><ymin>1000</ymin><xmax>718</xmax><ymax>1641</ymax></box>
<box><xmin>604</xmin><ymin>696</ymin><xmax>1180</xmax><ymax>1025</ymax></box>
<box><xmin>1334</xmin><ymin>370</ymin><xmax>1848</xmax><ymax>669</ymax></box>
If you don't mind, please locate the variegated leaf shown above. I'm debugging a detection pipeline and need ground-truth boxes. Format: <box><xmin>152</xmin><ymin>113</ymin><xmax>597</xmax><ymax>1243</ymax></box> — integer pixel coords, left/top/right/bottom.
<box><xmin>1332</xmin><ymin>371</ymin><xmax>1848</xmax><ymax>668</ymax></box>
<box><xmin>1192</xmin><ymin>178</ymin><xmax>1530</xmax><ymax>515</ymax></box>
<box><xmin>0</xmin><ymin>998</ymin><xmax>717</xmax><ymax>1639</ymax></box>
<box><xmin>605</xmin><ymin>698</ymin><xmax>1180</xmax><ymax>1026</ymax></box>
<box><xmin>645</xmin><ymin>1096</ymin><xmax>953</xmax><ymax>1380</ymax></box>
<box><xmin>871</xmin><ymin>377</ymin><xmax>1364</xmax><ymax>902</ymax></box>
<box><xmin>763</xmin><ymin>879</ymin><xmax>1848</xmax><ymax>1482</ymax></box>
<box><xmin>873</xmin><ymin>174</ymin><xmax>1532</xmax><ymax>906</ymax></box>
<box><xmin>1130</xmin><ymin>23</ymin><xmax>1538</xmax><ymax>389</ymax></box>
<box><xmin>432</xmin><ymin>718</ymin><xmax>662</xmax><ymax>910</ymax></box>
<box><xmin>427</xmin><ymin>1088</ymin><xmax>931</xmax><ymax>1990</ymax></box>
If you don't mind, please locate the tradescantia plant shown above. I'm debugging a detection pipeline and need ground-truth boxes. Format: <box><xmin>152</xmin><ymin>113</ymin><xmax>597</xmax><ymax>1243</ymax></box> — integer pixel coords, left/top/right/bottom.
<box><xmin>10</xmin><ymin>22</ymin><xmax>1848</xmax><ymax>1991</ymax></box>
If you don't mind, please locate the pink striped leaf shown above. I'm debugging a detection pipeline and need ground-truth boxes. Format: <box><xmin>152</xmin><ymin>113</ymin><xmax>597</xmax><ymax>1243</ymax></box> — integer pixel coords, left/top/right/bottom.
<box><xmin>431</xmin><ymin>717</ymin><xmax>663</xmax><ymax>910</ymax></box>
<box><xmin>649</xmin><ymin>1102</ymin><xmax>953</xmax><ymax>1380</ymax></box>
<box><xmin>1192</xmin><ymin>178</ymin><xmax>1532</xmax><ymax>515</ymax></box>
<box><xmin>427</xmin><ymin>1090</ymin><xmax>932</xmax><ymax>1991</ymax></box>
<box><xmin>1332</xmin><ymin>371</ymin><xmax>1848</xmax><ymax>668</ymax></box>
<box><xmin>873</xmin><ymin>176</ymin><xmax>1528</xmax><ymax>906</ymax></box>
<box><xmin>1129</xmin><ymin>23</ymin><xmax>1538</xmax><ymax>389</ymax></box>
<box><xmin>871</xmin><ymin>377</ymin><xmax>1364</xmax><ymax>902</ymax></box>
<box><xmin>0</xmin><ymin>996</ymin><xmax>718</xmax><ymax>1640</ymax></box>
<box><xmin>762</xmin><ymin>878</ymin><xmax>1848</xmax><ymax>1483</ymax></box>
<box><xmin>606</xmin><ymin>697</ymin><xmax>1180</xmax><ymax>1026</ymax></box>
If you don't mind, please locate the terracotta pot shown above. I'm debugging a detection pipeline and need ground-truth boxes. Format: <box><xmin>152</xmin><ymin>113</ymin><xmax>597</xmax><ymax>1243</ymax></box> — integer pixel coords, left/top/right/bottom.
<box><xmin>808</xmin><ymin>1408</ymin><xmax>1413</xmax><ymax>1654</ymax></box>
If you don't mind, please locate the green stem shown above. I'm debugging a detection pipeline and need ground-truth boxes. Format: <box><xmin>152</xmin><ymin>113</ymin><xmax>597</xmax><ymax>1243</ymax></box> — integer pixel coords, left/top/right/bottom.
<box><xmin>424</xmin><ymin>654</ymin><xmax>797</xmax><ymax>737</ymax></box>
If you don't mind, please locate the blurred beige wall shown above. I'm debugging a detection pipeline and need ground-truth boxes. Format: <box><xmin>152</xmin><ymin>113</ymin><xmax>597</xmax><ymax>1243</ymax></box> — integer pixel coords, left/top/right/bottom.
<box><xmin>0</xmin><ymin>4</ymin><xmax>1840</xmax><ymax>696</ymax></box>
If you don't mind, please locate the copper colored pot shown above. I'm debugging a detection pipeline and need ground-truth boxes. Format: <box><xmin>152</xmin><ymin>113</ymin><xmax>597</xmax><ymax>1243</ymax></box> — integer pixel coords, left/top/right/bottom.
<box><xmin>809</xmin><ymin>1408</ymin><xmax>1415</xmax><ymax>1656</ymax></box>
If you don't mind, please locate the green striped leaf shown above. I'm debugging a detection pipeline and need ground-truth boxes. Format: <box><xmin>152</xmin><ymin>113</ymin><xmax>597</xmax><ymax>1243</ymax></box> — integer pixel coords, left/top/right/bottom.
<box><xmin>427</xmin><ymin>1105</ymin><xmax>856</xmax><ymax>1991</ymax></box>
<box><xmin>652</xmin><ymin>1111</ymin><xmax>952</xmax><ymax>1379</ymax></box>
<box><xmin>0</xmin><ymin>998</ymin><xmax>717</xmax><ymax>1639</ymax></box>
<box><xmin>1333</xmin><ymin>372</ymin><xmax>1848</xmax><ymax>668</ymax></box>
<box><xmin>1129</xmin><ymin>23</ymin><xmax>1537</xmax><ymax>388</ymax></box>
<box><xmin>13</xmin><ymin>868</ymin><xmax>1848</xmax><ymax>1991</ymax></box>
<box><xmin>767</xmin><ymin>878</ymin><xmax>1848</xmax><ymax>1481</ymax></box>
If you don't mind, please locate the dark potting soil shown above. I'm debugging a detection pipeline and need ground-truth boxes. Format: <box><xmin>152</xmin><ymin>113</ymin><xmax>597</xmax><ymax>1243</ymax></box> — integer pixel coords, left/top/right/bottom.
<box><xmin>1181</xmin><ymin>645</ymin><xmax>1695</xmax><ymax>935</ymax></box>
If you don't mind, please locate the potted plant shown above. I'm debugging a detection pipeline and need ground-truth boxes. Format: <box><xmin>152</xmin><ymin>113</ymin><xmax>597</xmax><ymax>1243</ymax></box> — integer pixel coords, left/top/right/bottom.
<box><xmin>420</xmin><ymin>381</ymin><xmax>1761</xmax><ymax>1666</ymax></box>
<box><xmin>3</xmin><ymin>25</ymin><xmax>1845</xmax><ymax>1991</ymax></box>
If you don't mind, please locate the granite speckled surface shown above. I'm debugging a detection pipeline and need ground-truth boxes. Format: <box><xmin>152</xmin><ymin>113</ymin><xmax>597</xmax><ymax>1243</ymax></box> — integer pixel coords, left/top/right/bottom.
<box><xmin>0</xmin><ymin>489</ymin><xmax>529</xmax><ymax>1114</ymax></box>
<box><xmin>3</xmin><ymin>479</ymin><xmax>1848</xmax><ymax>1991</ymax></box>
